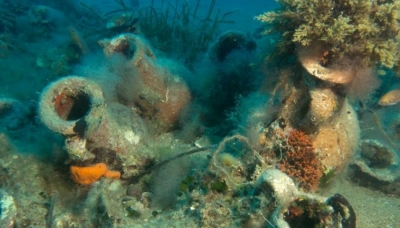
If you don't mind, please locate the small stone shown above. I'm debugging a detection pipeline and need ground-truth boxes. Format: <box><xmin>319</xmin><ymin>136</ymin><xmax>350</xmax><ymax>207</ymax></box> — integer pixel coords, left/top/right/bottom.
<box><xmin>0</xmin><ymin>190</ymin><xmax>17</xmax><ymax>228</ymax></box>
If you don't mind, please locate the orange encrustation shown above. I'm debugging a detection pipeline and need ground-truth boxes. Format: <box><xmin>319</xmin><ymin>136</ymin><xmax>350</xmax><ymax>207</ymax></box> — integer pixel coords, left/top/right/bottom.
<box><xmin>70</xmin><ymin>163</ymin><xmax>121</xmax><ymax>185</ymax></box>
<box><xmin>104</xmin><ymin>170</ymin><xmax>121</xmax><ymax>179</ymax></box>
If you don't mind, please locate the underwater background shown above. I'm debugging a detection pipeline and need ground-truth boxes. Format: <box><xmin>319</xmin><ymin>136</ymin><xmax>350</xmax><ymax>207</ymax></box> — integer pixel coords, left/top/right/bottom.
<box><xmin>1</xmin><ymin>0</ymin><xmax>400</xmax><ymax>227</ymax></box>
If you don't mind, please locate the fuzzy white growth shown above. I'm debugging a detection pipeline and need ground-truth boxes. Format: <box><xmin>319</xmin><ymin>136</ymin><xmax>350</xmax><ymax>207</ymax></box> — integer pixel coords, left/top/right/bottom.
<box><xmin>269</xmin><ymin>206</ymin><xmax>290</xmax><ymax>228</ymax></box>
<box><xmin>38</xmin><ymin>76</ymin><xmax>105</xmax><ymax>135</ymax></box>
<box><xmin>124</xmin><ymin>131</ymin><xmax>140</xmax><ymax>145</ymax></box>
<box><xmin>256</xmin><ymin>169</ymin><xmax>298</xmax><ymax>207</ymax></box>
<box><xmin>0</xmin><ymin>190</ymin><xmax>16</xmax><ymax>227</ymax></box>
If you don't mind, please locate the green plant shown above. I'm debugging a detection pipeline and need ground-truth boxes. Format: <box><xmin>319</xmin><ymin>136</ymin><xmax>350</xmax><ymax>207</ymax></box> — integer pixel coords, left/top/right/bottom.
<box><xmin>138</xmin><ymin>0</ymin><xmax>236</xmax><ymax>66</ymax></box>
<box><xmin>256</xmin><ymin>0</ymin><xmax>400</xmax><ymax>69</ymax></box>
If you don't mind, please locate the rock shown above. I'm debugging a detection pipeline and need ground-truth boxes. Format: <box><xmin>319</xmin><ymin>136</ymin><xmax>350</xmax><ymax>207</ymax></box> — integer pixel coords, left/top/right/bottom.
<box><xmin>0</xmin><ymin>190</ymin><xmax>17</xmax><ymax>228</ymax></box>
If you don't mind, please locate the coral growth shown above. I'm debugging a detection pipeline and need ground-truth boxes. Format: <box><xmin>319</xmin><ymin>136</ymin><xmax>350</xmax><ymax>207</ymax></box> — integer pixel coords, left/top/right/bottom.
<box><xmin>284</xmin><ymin>196</ymin><xmax>338</xmax><ymax>228</ymax></box>
<box><xmin>256</xmin><ymin>0</ymin><xmax>400</xmax><ymax>69</ymax></box>
<box><xmin>278</xmin><ymin>129</ymin><xmax>323</xmax><ymax>191</ymax></box>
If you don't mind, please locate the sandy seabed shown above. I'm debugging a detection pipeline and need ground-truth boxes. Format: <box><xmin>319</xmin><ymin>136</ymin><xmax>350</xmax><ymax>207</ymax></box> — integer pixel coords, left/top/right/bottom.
<box><xmin>325</xmin><ymin>176</ymin><xmax>400</xmax><ymax>228</ymax></box>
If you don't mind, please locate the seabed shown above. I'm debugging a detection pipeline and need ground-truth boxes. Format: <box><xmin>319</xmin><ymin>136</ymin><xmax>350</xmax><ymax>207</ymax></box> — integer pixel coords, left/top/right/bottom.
<box><xmin>1</xmin><ymin>0</ymin><xmax>400</xmax><ymax>228</ymax></box>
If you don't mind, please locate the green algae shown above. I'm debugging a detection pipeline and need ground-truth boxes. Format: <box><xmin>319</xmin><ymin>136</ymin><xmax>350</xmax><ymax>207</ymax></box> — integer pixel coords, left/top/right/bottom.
<box><xmin>256</xmin><ymin>0</ymin><xmax>400</xmax><ymax>69</ymax></box>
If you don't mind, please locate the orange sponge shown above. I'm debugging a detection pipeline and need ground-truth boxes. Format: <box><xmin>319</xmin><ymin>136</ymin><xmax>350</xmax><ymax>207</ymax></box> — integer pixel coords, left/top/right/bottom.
<box><xmin>70</xmin><ymin>163</ymin><xmax>121</xmax><ymax>185</ymax></box>
<box><xmin>103</xmin><ymin>170</ymin><xmax>121</xmax><ymax>179</ymax></box>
